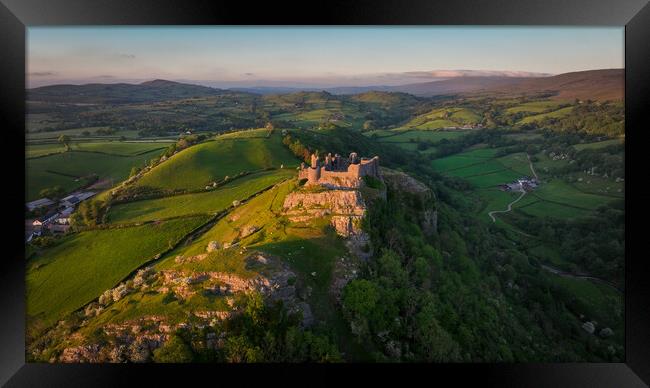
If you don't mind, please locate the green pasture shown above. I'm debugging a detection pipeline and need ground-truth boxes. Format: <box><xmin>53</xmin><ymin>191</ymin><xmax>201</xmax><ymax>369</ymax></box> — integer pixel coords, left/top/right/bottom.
<box><xmin>107</xmin><ymin>169</ymin><xmax>293</xmax><ymax>224</ymax></box>
<box><xmin>26</xmin><ymin>215</ymin><xmax>209</xmax><ymax>328</ymax></box>
<box><xmin>26</xmin><ymin>148</ymin><xmax>162</xmax><ymax>201</ymax></box>
<box><xmin>134</xmin><ymin>132</ymin><xmax>299</xmax><ymax>192</ymax></box>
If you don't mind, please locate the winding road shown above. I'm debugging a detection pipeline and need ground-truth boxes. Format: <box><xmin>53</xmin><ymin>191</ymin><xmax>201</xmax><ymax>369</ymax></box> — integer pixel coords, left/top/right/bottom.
<box><xmin>488</xmin><ymin>153</ymin><xmax>537</xmax><ymax>223</ymax></box>
<box><xmin>488</xmin><ymin>189</ymin><xmax>526</xmax><ymax>222</ymax></box>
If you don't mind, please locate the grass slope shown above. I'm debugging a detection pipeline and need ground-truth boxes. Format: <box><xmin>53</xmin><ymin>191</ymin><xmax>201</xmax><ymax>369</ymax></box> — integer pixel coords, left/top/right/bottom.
<box><xmin>27</xmin><ymin>216</ymin><xmax>209</xmax><ymax>328</ymax></box>
<box><xmin>108</xmin><ymin>169</ymin><xmax>293</xmax><ymax>224</ymax></box>
<box><xmin>134</xmin><ymin>132</ymin><xmax>299</xmax><ymax>192</ymax></box>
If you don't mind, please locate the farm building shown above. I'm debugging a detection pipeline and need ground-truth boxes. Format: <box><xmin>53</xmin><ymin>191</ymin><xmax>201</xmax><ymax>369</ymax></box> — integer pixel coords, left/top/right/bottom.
<box><xmin>26</xmin><ymin>198</ymin><xmax>55</xmax><ymax>212</ymax></box>
<box><xmin>32</xmin><ymin>211</ymin><xmax>60</xmax><ymax>227</ymax></box>
<box><xmin>60</xmin><ymin>191</ymin><xmax>96</xmax><ymax>207</ymax></box>
<box><xmin>500</xmin><ymin>177</ymin><xmax>539</xmax><ymax>192</ymax></box>
<box><xmin>55</xmin><ymin>207</ymin><xmax>75</xmax><ymax>225</ymax></box>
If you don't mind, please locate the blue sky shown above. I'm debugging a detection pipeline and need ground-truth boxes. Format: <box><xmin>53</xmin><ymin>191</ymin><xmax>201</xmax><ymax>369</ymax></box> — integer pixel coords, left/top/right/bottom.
<box><xmin>27</xmin><ymin>26</ymin><xmax>624</xmax><ymax>88</ymax></box>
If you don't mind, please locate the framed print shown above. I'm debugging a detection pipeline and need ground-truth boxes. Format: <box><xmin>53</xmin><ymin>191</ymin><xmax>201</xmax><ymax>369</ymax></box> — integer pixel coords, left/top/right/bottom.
<box><xmin>0</xmin><ymin>0</ymin><xmax>648</xmax><ymax>386</ymax></box>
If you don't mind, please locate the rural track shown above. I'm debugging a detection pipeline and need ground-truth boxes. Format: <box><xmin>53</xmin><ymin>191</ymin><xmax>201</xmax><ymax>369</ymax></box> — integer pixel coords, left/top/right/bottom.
<box><xmin>540</xmin><ymin>264</ymin><xmax>623</xmax><ymax>294</ymax></box>
<box><xmin>488</xmin><ymin>189</ymin><xmax>526</xmax><ymax>222</ymax></box>
<box><xmin>526</xmin><ymin>153</ymin><xmax>539</xmax><ymax>180</ymax></box>
<box><xmin>488</xmin><ymin>152</ymin><xmax>538</xmax><ymax>222</ymax></box>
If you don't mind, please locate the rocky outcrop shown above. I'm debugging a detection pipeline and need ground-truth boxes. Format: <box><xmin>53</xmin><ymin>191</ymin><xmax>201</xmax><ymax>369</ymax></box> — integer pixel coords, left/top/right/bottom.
<box><xmin>284</xmin><ymin>189</ymin><xmax>369</xmax><ymax>241</ymax></box>
<box><xmin>283</xmin><ymin>190</ymin><xmax>366</xmax><ymax>217</ymax></box>
<box><xmin>330</xmin><ymin>215</ymin><xmax>364</xmax><ymax>237</ymax></box>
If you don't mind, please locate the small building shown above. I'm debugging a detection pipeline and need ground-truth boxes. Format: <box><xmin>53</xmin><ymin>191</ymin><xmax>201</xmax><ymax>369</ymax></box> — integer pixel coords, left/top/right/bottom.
<box><xmin>26</xmin><ymin>198</ymin><xmax>55</xmax><ymax>212</ymax></box>
<box><xmin>33</xmin><ymin>211</ymin><xmax>60</xmax><ymax>227</ymax></box>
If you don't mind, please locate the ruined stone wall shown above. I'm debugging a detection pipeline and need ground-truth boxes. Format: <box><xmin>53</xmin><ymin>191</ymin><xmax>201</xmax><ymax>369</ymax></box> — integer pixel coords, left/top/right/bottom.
<box><xmin>297</xmin><ymin>154</ymin><xmax>380</xmax><ymax>188</ymax></box>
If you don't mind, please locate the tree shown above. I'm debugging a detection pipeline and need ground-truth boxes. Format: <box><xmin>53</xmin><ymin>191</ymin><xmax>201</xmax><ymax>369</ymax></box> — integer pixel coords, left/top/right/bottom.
<box><xmin>342</xmin><ymin>279</ymin><xmax>379</xmax><ymax>318</ymax></box>
<box><xmin>152</xmin><ymin>335</ymin><xmax>194</xmax><ymax>363</ymax></box>
<box><xmin>58</xmin><ymin>135</ymin><xmax>71</xmax><ymax>151</ymax></box>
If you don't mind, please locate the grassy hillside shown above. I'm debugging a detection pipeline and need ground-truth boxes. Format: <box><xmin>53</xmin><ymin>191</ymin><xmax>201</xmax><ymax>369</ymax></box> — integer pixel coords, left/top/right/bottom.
<box><xmin>108</xmin><ymin>169</ymin><xmax>293</xmax><ymax>224</ymax></box>
<box><xmin>27</xmin><ymin>216</ymin><xmax>209</xmax><ymax>328</ymax></box>
<box><xmin>134</xmin><ymin>131</ymin><xmax>299</xmax><ymax>192</ymax></box>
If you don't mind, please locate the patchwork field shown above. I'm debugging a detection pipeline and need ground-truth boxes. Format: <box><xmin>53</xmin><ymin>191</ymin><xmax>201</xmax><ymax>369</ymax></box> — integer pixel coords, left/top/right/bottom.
<box><xmin>432</xmin><ymin>147</ymin><xmax>615</xmax><ymax>222</ymax></box>
<box><xmin>26</xmin><ymin>216</ymin><xmax>209</xmax><ymax>328</ymax></box>
<box><xmin>26</xmin><ymin>144</ymin><xmax>165</xmax><ymax>201</ymax></box>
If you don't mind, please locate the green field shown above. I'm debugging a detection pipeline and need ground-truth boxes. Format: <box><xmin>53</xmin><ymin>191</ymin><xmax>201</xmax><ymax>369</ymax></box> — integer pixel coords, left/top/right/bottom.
<box><xmin>26</xmin><ymin>147</ymin><xmax>164</xmax><ymax>201</ymax></box>
<box><xmin>134</xmin><ymin>132</ymin><xmax>299</xmax><ymax>192</ymax></box>
<box><xmin>518</xmin><ymin>106</ymin><xmax>574</xmax><ymax>125</ymax></box>
<box><xmin>26</xmin><ymin>143</ymin><xmax>67</xmax><ymax>158</ymax></box>
<box><xmin>505</xmin><ymin>100</ymin><xmax>565</xmax><ymax>114</ymax></box>
<box><xmin>107</xmin><ymin>169</ymin><xmax>293</xmax><ymax>224</ymax></box>
<box><xmin>26</xmin><ymin>216</ymin><xmax>209</xmax><ymax>328</ymax></box>
<box><xmin>573</xmin><ymin>139</ymin><xmax>624</xmax><ymax>151</ymax></box>
<box><xmin>531</xmin><ymin>179</ymin><xmax>613</xmax><ymax>210</ymax></box>
<box><xmin>401</xmin><ymin>107</ymin><xmax>481</xmax><ymax>130</ymax></box>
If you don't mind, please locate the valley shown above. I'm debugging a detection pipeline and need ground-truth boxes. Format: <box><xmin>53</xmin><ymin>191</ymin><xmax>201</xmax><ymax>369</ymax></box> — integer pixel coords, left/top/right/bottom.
<box><xmin>25</xmin><ymin>69</ymin><xmax>625</xmax><ymax>363</ymax></box>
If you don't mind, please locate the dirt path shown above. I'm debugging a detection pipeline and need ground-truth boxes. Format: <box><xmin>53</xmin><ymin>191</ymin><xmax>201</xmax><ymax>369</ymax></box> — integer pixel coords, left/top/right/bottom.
<box><xmin>540</xmin><ymin>264</ymin><xmax>623</xmax><ymax>294</ymax></box>
<box><xmin>488</xmin><ymin>189</ymin><xmax>526</xmax><ymax>222</ymax></box>
<box><xmin>488</xmin><ymin>153</ymin><xmax>538</xmax><ymax>222</ymax></box>
<box><xmin>526</xmin><ymin>153</ymin><xmax>538</xmax><ymax>180</ymax></box>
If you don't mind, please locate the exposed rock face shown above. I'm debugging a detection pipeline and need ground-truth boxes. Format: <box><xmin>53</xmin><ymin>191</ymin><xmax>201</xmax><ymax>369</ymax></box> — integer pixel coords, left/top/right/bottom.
<box><xmin>284</xmin><ymin>189</ymin><xmax>368</xmax><ymax>241</ymax></box>
<box><xmin>283</xmin><ymin>190</ymin><xmax>366</xmax><ymax>217</ymax></box>
<box><xmin>330</xmin><ymin>215</ymin><xmax>363</xmax><ymax>237</ymax></box>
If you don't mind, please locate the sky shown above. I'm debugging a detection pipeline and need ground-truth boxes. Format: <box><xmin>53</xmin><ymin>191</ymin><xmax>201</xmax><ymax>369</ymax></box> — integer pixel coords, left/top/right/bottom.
<box><xmin>27</xmin><ymin>26</ymin><xmax>624</xmax><ymax>88</ymax></box>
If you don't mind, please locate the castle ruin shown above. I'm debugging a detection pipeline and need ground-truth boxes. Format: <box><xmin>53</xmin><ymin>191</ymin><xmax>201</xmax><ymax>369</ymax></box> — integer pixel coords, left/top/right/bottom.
<box><xmin>298</xmin><ymin>152</ymin><xmax>380</xmax><ymax>189</ymax></box>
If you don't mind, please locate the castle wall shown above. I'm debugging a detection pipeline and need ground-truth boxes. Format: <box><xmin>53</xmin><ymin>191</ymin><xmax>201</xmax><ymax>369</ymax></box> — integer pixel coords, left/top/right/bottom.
<box><xmin>298</xmin><ymin>154</ymin><xmax>380</xmax><ymax>189</ymax></box>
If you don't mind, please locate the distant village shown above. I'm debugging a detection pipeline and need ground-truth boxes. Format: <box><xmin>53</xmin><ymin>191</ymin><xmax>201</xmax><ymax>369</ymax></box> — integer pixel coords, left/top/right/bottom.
<box><xmin>25</xmin><ymin>191</ymin><xmax>96</xmax><ymax>242</ymax></box>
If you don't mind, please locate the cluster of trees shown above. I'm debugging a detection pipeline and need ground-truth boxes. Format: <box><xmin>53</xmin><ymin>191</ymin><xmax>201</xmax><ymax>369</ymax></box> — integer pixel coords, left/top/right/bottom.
<box><xmin>282</xmin><ymin>134</ymin><xmax>312</xmax><ymax>163</ymax></box>
<box><xmin>531</xmin><ymin>102</ymin><xmax>624</xmax><ymax>137</ymax></box>
<box><xmin>338</xmin><ymin>159</ymin><xmax>623</xmax><ymax>362</ymax></box>
<box><xmin>70</xmin><ymin>199</ymin><xmax>107</xmax><ymax>228</ymax></box>
<box><xmin>508</xmin><ymin>201</ymin><xmax>625</xmax><ymax>285</ymax></box>
<box><xmin>552</xmin><ymin>144</ymin><xmax>625</xmax><ymax>180</ymax></box>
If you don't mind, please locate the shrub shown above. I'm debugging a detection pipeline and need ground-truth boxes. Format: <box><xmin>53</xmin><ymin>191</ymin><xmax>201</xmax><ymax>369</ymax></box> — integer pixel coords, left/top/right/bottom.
<box><xmin>153</xmin><ymin>335</ymin><xmax>194</xmax><ymax>363</ymax></box>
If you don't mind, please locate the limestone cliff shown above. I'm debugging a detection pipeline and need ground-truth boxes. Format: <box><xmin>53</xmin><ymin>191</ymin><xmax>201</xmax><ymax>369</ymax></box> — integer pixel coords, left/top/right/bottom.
<box><xmin>283</xmin><ymin>189</ymin><xmax>366</xmax><ymax>237</ymax></box>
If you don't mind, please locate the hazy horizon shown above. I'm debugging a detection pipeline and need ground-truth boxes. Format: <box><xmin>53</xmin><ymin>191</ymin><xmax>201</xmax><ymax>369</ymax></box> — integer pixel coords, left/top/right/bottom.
<box><xmin>27</xmin><ymin>26</ymin><xmax>624</xmax><ymax>88</ymax></box>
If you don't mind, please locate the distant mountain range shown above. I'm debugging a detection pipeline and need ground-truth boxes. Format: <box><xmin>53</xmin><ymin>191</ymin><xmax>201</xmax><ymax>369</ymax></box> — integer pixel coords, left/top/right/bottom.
<box><xmin>28</xmin><ymin>69</ymin><xmax>623</xmax><ymax>103</ymax></box>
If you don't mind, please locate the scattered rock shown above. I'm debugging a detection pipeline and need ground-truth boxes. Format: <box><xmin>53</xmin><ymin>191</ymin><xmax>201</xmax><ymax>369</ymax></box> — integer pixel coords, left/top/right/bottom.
<box><xmin>240</xmin><ymin>225</ymin><xmax>259</xmax><ymax>238</ymax></box>
<box><xmin>206</xmin><ymin>241</ymin><xmax>220</xmax><ymax>252</ymax></box>
<box><xmin>582</xmin><ymin>321</ymin><xmax>595</xmax><ymax>334</ymax></box>
<box><xmin>599</xmin><ymin>328</ymin><xmax>614</xmax><ymax>338</ymax></box>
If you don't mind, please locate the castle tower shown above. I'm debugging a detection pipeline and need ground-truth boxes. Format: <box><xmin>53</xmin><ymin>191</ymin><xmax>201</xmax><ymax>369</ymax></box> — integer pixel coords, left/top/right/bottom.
<box><xmin>307</xmin><ymin>153</ymin><xmax>321</xmax><ymax>185</ymax></box>
<box><xmin>311</xmin><ymin>153</ymin><xmax>319</xmax><ymax>169</ymax></box>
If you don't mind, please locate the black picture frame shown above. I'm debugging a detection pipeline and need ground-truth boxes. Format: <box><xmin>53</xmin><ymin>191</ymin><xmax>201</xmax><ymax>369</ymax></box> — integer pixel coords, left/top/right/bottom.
<box><xmin>1</xmin><ymin>0</ymin><xmax>648</xmax><ymax>386</ymax></box>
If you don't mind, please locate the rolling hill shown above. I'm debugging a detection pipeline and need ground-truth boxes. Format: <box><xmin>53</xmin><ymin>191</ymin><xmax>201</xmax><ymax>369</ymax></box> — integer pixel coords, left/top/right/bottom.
<box><xmin>28</xmin><ymin>79</ymin><xmax>248</xmax><ymax>104</ymax></box>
